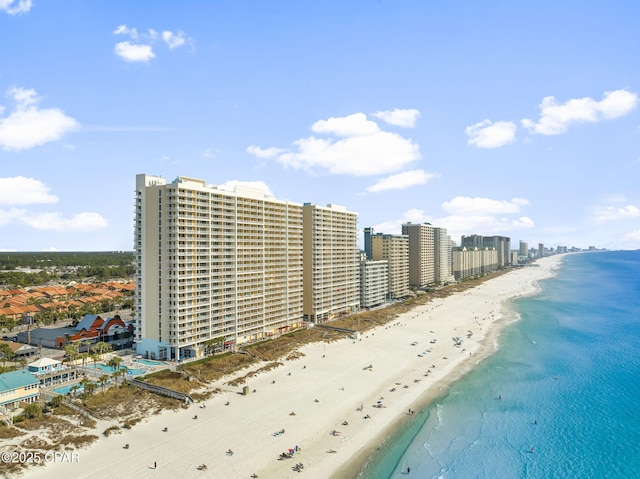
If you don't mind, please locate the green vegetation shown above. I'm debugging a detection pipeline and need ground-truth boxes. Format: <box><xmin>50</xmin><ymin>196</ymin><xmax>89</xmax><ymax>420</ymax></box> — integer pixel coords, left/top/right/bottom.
<box><xmin>0</xmin><ymin>251</ymin><xmax>135</xmax><ymax>287</ymax></box>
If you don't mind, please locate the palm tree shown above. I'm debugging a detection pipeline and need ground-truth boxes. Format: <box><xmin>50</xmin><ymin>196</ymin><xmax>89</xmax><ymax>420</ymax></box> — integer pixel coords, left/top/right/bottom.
<box><xmin>98</xmin><ymin>374</ymin><xmax>109</xmax><ymax>394</ymax></box>
<box><xmin>90</xmin><ymin>352</ymin><xmax>100</xmax><ymax>368</ymax></box>
<box><xmin>70</xmin><ymin>384</ymin><xmax>80</xmax><ymax>398</ymax></box>
<box><xmin>64</xmin><ymin>343</ymin><xmax>79</xmax><ymax>370</ymax></box>
<box><xmin>80</xmin><ymin>352</ymin><xmax>89</xmax><ymax>368</ymax></box>
<box><xmin>84</xmin><ymin>381</ymin><xmax>97</xmax><ymax>397</ymax></box>
<box><xmin>92</xmin><ymin>341</ymin><xmax>112</xmax><ymax>359</ymax></box>
<box><xmin>106</xmin><ymin>356</ymin><xmax>122</xmax><ymax>373</ymax></box>
<box><xmin>80</xmin><ymin>377</ymin><xmax>96</xmax><ymax>397</ymax></box>
<box><xmin>112</xmin><ymin>368</ymin><xmax>124</xmax><ymax>385</ymax></box>
<box><xmin>0</xmin><ymin>343</ymin><xmax>14</xmax><ymax>367</ymax></box>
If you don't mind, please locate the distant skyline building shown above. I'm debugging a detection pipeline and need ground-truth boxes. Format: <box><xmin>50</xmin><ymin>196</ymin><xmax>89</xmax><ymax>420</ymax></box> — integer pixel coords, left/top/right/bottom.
<box><xmin>519</xmin><ymin>240</ymin><xmax>528</xmax><ymax>258</ymax></box>
<box><xmin>452</xmin><ymin>247</ymin><xmax>498</xmax><ymax>280</ymax></box>
<box><xmin>538</xmin><ymin>243</ymin><xmax>545</xmax><ymax>258</ymax></box>
<box><xmin>302</xmin><ymin>203</ymin><xmax>360</xmax><ymax>323</ymax></box>
<box><xmin>134</xmin><ymin>174</ymin><xmax>305</xmax><ymax>361</ymax></box>
<box><xmin>363</xmin><ymin>227</ymin><xmax>374</xmax><ymax>260</ymax></box>
<box><xmin>461</xmin><ymin>235</ymin><xmax>511</xmax><ymax>268</ymax></box>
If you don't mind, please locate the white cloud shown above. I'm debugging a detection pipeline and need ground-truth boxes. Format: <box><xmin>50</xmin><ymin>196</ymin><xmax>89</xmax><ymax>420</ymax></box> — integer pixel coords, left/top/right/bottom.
<box><xmin>0</xmin><ymin>209</ymin><xmax>108</xmax><ymax>231</ymax></box>
<box><xmin>216</xmin><ymin>180</ymin><xmax>274</xmax><ymax>197</ymax></box>
<box><xmin>594</xmin><ymin>205</ymin><xmax>640</xmax><ymax>222</ymax></box>
<box><xmin>437</xmin><ymin>214</ymin><xmax>535</xmax><ymax>240</ymax></box>
<box><xmin>0</xmin><ymin>0</ymin><xmax>32</xmax><ymax>15</ymax></box>
<box><xmin>371</xmin><ymin>196</ymin><xmax>535</xmax><ymax>241</ymax></box>
<box><xmin>19</xmin><ymin>212</ymin><xmax>108</xmax><ymax>231</ymax></box>
<box><xmin>522</xmin><ymin>89</ymin><xmax>638</xmax><ymax>135</ymax></box>
<box><xmin>113</xmin><ymin>24</ymin><xmax>138</xmax><ymax>39</ymax></box>
<box><xmin>162</xmin><ymin>30</ymin><xmax>187</xmax><ymax>49</ymax></box>
<box><xmin>372</xmin><ymin>208</ymin><xmax>432</xmax><ymax>235</ymax></box>
<box><xmin>202</xmin><ymin>148</ymin><xmax>216</xmax><ymax>158</ymax></box>
<box><xmin>0</xmin><ymin>207</ymin><xmax>25</xmax><ymax>226</ymax></box>
<box><xmin>0</xmin><ymin>87</ymin><xmax>79</xmax><ymax>150</ymax></box>
<box><xmin>366</xmin><ymin>169</ymin><xmax>437</xmax><ymax>193</ymax></box>
<box><xmin>442</xmin><ymin>196</ymin><xmax>530</xmax><ymax>215</ymax></box>
<box><xmin>114</xmin><ymin>41</ymin><xmax>155</xmax><ymax>63</ymax></box>
<box><xmin>248</xmin><ymin>111</ymin><xmax>421</xmax><ymax>176</ymax></box>
<box><xmin>371</xmin><ymin>108</ymin><xmax>420</xmax><ymax>128</ymax></box>
<box><xmin>246</xmin><ymin>145</ymin><xmax>287</xmax><ymax>158</ymax></box>
<box><xmin>465</xmin><ymin>120</ymin><xmax>517</xmax><ymax>149</ymax></box>
<box><xmin>113</xmin><ymin>24</ymin><xmax>192</xmax><ymax>62</ymax></box>
<box><xmin>0</xmin><ymin>177</ymin><xmax>58</xmax><ymax>205</ymax></box>
<box><xmin>311</xmin><ymin>113</ymin><xmax>380</xmax><ymax>137</ymax></box>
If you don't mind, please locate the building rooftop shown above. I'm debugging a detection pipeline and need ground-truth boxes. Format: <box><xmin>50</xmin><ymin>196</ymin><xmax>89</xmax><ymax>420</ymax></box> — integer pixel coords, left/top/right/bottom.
<box><xmin>0</xmin><ymin>369</ymin><xmax>39</xmax><ymax>391</ymax></box>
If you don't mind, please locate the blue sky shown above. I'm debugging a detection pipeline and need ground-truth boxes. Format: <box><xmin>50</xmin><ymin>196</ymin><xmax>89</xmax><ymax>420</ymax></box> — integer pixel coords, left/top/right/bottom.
<box><xmin>1</xmin><ymin>1</ymin><xmax>639</xmax><ymax>252</ymax></box>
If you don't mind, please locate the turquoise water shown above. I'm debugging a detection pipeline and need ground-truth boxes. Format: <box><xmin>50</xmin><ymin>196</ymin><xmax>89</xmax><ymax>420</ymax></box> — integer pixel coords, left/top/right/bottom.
<box><xmin>360</xmin><ymin>251</ymin><xmax>640</xmax><ymax>478</ymax></box>
<box><xmin>53</xmin><ymin>384</ymin><xmax>84</xmax><ymax>395</ymax></box>
<box><xmin>87</xmin><ymin>363</ymin><xmax>119</xmax><ymax>373</ymax></box>
<box><xmin>87</xmin><ymin>363</ymin><xmax>146</xmax><ymax>375</ymax></box>
<box><xmin>134</xmin><ymin>358</ymin><xmax>166</xmax><ymax>366</ymax></box>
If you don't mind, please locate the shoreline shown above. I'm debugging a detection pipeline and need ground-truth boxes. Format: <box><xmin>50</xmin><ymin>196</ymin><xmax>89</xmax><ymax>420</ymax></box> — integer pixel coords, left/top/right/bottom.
<box><xmin>343</xmin><ymin>259</ymin><xmax>558</xmax><ymax>478</ymax></box>
<box><xmin>23</xmin><ymin>256</ymin><xmax>562</xmax><ymax>479</ymax></box>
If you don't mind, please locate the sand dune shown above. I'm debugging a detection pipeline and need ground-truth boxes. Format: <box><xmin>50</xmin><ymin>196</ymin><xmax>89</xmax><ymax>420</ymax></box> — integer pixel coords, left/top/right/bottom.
<box><xmin>26</xmin><ymin>256</ymin><xmax>561</xmax><ymax>479</ymax></box>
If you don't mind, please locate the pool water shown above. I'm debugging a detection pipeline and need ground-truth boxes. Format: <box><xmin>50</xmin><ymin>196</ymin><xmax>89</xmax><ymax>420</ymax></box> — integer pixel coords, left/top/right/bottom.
<box><xmin>134</xmin><ymin>358</ymin><xmax>166</xmax><ymax>366</ymax></box>
<box><xmin>53</xmin><ymin>384</ymin><xmax>84</xmax><ymax>395</ymax></box>
<box><xmin>86</xmin><ymin>363</ymin><xmax>146</xmax><ymax>376</ymax></box>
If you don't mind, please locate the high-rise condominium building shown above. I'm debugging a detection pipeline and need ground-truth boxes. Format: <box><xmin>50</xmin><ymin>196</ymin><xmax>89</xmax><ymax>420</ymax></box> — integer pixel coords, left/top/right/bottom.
<box><xmin>370</xmin><ymin>232</ymin><xmax>410</xmax><ymax>299</ymax></box>
<box><xmin>302</xmin><ymin>203</ymin><xmax>359</xmax><ymax>323</ymax></box>
<box><xmin>402</xmin><ymin>223</ymin><xmax>435</xmax><ymax>287</ymax></box>
<box><xmin>359</xmin><ymin>259</ymin><xmax>388</xmax><ymax>308</ymax></box>
<box><xmin>452</xmin><ymin>247</ymin><xmax>498</xmax><ymax>280</ymax></box>
<box><xmin>519</xmin><ymin>240</ymin><xmax>528</xmax><ymax>258</ymax></box>
<box><xmin>434</xmin><ymin>227</ymin><xmax>455</xmax><ymax>284</ymax></box>
<box><xmin>461</xmin><ymin>235</ymin><xmax>511</xmax><ymax>268</ymax></box>
<box><xmin>134</xmin><ymin>174</ymin><xmax>304</xmax><ymax>361</ymax></box>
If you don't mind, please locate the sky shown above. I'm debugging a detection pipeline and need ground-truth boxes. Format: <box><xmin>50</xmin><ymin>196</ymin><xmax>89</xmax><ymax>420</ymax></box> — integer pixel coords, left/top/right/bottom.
<box><xmin>1</xmin><ymin>1</ymin><xmax>640</xmax><ymax>252</ymax></box>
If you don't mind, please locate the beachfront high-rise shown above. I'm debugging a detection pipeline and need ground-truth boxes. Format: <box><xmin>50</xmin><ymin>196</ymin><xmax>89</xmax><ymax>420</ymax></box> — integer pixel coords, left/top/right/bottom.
<box><xmin>434</xmin><ymin>227</ymin><xmax>455</xmax><ymax>284</ymax></box>
<box><xmin>401</xmin><ymin>222</ymin><xmax>435</xmax><ymax>287</ymax></box>
<box><xmin>451</xmin><ymin>246</ymin><xmax>498</xmax><ymax>280</ymax></box>
<box><xmin>401</xmin><ymin>222</ymin><xmax>454</xmax><ymax>286</ymax></box>
<box><xmin>369</xmin><ymin>231</ymin><xmax>410</xmax><ymax>299</ymax></box>
<box><xmin>461</xmin><ymin>235</ymin><xmax>511</xmax><ymax>268</ymax></box>
<box><xmin>359</xmin><ymin>259</ymin><xmax>389</xmax><ymax>308</ymax></box>
<box><xmin>519</xmin><ymin>240</ymin><xmax>528</xmax><ymax>258</ymax></box>
<box><xmin>302</xmin><ymin>203</ymin><xmax>360</xmax><ymax>323</ymax></box>
<box><xmin>134</xmin><ymin>174</ymin><xmax>304</xmax><ymax>360</ymax></box>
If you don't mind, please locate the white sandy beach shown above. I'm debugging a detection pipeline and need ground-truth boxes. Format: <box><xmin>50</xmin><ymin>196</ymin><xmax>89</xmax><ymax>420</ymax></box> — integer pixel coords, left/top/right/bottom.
<box><xmin>25</xmin><ymin>256</ymin><xmax>561</xmax><ymax>479</ymax></box>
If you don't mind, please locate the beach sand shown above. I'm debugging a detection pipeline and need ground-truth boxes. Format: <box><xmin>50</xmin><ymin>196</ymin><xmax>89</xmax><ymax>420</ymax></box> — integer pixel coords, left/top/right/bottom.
<box><xmin>25</xmin><ymin>256</ymin><xmax>561</xmax><ymax>479</ymax></box>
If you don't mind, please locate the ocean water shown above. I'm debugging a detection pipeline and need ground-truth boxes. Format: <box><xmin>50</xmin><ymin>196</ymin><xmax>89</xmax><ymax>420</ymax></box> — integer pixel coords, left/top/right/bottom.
<box><xmin>359</xmin><ymin>250</ymin><xmax>640</xmax><ymax>479</ymax></box>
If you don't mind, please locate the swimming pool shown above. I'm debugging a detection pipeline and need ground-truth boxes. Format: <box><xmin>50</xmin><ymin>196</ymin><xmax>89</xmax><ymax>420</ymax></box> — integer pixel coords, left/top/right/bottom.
<box><xmin>133</xmin><ymin>358</ymin><xmax>166</xmax><ymax>366</ymax></box>
<box><xmin>87</xmin><ymin>363</ymin><xmax>118</xmax><ymax>373</ymax></box>
<box><xmin>86</xmin><ymin>363</ymin><xmax>146</xmax><ymax>376</ymax></box>
<box><xmin>53</xmin><ymin>384</ymin><xmax>84</xmax><ymax>395</ymax></box>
